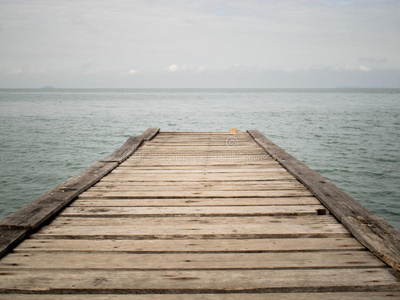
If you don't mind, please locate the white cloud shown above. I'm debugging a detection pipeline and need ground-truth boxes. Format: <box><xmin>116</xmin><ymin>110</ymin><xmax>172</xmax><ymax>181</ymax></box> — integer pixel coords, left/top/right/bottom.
<box><xmin>0</xmin><ymin>0</ymin><xmax>399</xmax><ymax>87</ymax></box>
<box><xmin>166</xmin><ymin>64</ymin><xmax>205</xmax><ymax>72</ymax></box>
<box><xmin>358</xmin><ymin>65</ymin><xmax>370</xmax><ymax>72</ymax></box>
<box><xmin>283</xmin><ymin>68</ymin><xmax>296</xmax><ymax>73</ymax></box>
<box><xmin>8</xmin><ymin>67</ymin><xmax>44</xmax><ymax>75</ymax></box>
<box><xmin>344</xmin><ymin>65</ymin><xmax>354</xmax><ymax>70</ymax></box>
<box><xmin>167</xmin><ymin>64</ymin><xmax>178</xmax><ymax>72</ymax></box>
<box><xmin>332</xmin><ymin>64</ymin><xmax>371</xmax><ymax>72</ymax></box>
<box><xmin>9</xmin><ymin>68</ymin><xmax>23</xmax><ymax>74</ymax></box>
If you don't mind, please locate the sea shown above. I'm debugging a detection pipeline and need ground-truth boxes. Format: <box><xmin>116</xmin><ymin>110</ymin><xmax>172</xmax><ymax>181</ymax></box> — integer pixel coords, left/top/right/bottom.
<box><xmin>0</xmin><ymin>88</ymin><xmax>399</xmax><ymax>229</ymax></box>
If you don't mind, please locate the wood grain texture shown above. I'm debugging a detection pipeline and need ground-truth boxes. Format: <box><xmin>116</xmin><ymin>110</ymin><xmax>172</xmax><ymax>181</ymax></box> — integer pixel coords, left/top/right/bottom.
<box><xmin>0</xmin><ymin>161</ymin><xmax>119</xmax><ymax>230</ymax></box>
<box><xmin>0</xmin><ymin>268</ymin><xmax>398</xmax><ymax>293</ymax></box>
<box><xmin>100</xmin><ymin>174</ymin><xmax>296</xmax><ymax>182</ymax></box>
<box><xmin>89</xmin><ymin>182</ymin><xmax>307</xmax><ymax>191</ymax></box>
<box><xmin>90</xmin><ymin>181</ymin><xmax>306</xmax><ymax>190</ymax></box>
<box><xmin>70</xmin><ymin>197</ymin><xmax>321</xmax><ymax>207</ymax></box>
<box><xmin>78</xmin><ymin>190</ymin><xmax>313</xmax><ymax>199</ymax></box>
<box><xmin>116</xmin><ymin>163</ymin><xmax>281</xmax><ymax>169</ymax></box>
<box><xmin>100</xmin><ymin>137</ymin><xmax>142</xmax><ymax>163</ymax></box>
<box><xmin>33</xmin><ymin>216</ymin><xmax>351</xmax><ymax>239</ymax></box>
<box><xmin>44</xmin><ymin>215</ymin><xmax>345</xmax><ymax>226</ymax></box>
<box><xmin>0</xmin><ymin>128</ymin><xmax>160</xmax><ymax>258</ymax></box>
<box><xmin>59</xmin><ymin>205</ymin><xmax>325</xmax><ymax>217</ymax></box>
<box><xmin>123</xmin><ymin>156</ymin><xmax>272</xmax><ymax>166</ymax></box>
<box><xmin>0</xmin><ymin>228</ymin><xmax>27</xmax><ymax>258</ymax></box>
<box><xmin>14</xmin><ymin>237</ymin><xmax>365</xmax><ymax>253</ymax></box>
<box><xmin>248</xmin><ymin>129</ymin><xmax>400</xmax><ymax>272</ymax></box>
<box><xmin>0</xmin><ymin>251</ymin><xmax>385</xmax><ymax>270</ymax></box>
<box><xmin>110</xmin><ymin>167</ymin><xmax>285</xmax><ymax>173</ymax></box>
<box><xmin>139</xmin><ymin>128</ymin><xmax>160</xmax><ymax>141</ymax></box>
<box><xmin>93</xmin><ymin>178</ymin><xmax>294</xmax><ymax>185</ymax></box>
<box><xmin>1</xmin><ymin>293</ymin><xmax>400</xmax><ymax>299</ymax></box>
<box><xmin>1</xmin><ymin>129</ymin><xmax>399</xmax><ymax>296</ymax></box>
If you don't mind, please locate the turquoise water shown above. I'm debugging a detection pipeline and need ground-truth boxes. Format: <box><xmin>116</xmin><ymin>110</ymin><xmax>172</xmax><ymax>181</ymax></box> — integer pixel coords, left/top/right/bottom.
<box><xmin>0</xmin><ymin>88</ymin><xmax>399</xmax><ymax>229</ymax></box>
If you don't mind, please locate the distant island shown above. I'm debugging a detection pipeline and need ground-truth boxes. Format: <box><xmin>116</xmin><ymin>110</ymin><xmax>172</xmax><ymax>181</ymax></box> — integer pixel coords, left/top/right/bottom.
<box><xmin>41</xmin><ymin>86</ymin><xmax>55</xmax><ymax>89</ymax></box>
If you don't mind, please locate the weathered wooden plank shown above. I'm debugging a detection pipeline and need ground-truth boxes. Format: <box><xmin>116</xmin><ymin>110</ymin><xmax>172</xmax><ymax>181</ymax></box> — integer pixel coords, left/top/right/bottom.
<box><xmin>144</xmin><ymin>143</ymin><xmax>256</xmax><ymax>147</ymax></box>
<box><xmin>129</xmin><ymin>153</ymin><xmax>269</xmax><ymax>158</ymax></box>
<box><xmin>125</xmin><ymin>158</ymin><xmax>271</xmax><ymax>163</ymax></box>
<box><xmin>145</xmin><ymin>142</ymin><xmax>257</xmax><ymax>146</ymax></box>
<box><xmin>158</xmin><ymin>132</ymin><xmax>248</xmax><ymax>135</ymax></box>
<box><xmin>90</xmin><ymin>184</ymin><xmax>306</xmax><ymax>190</ymax></box>
<box><xmin>100</xmin><ymin>137</ymin><xmax>142</xmax><ymax>163</ymax></box>
<box><xmin>117</xmin><ymin>163</ymin><xmax>281</xmax><ymax>169</ymax></box>
<box><xmin>1</xmin><ymin>292</ymin><xmax>400</xmax><ymax>299</ymax></box>
<box><xmin>78</xmin><ymin>190</ymin><xmax>313</xmax><ymax>199</ymax></box>
<box><xmin>150</xmin><ymin>138</ymin><xmax>254</xmax><ymax>143</ymax></box>
<box><xmin>91</xmin><ymin>182</ymin><xmax>306</xmax><ymax>191</ymax></box>
<box><xmin>148</xmin><ymin>140</ymin><xmax>253</xmax><ymax>144</ymax></box>
<box><xmin>14</xmin><ymin>238</ymin><xmax>365</xmax><ymax>253</ymax></box>
<box><xmin>88</xmin><ymin>184</ymin><xmax>306</xmax><ymax>192</ymax></box>
<box><xmin>134</xmin><ymin>151</ymin><xmax>265</xmax><ymax>154</ymax></box>
<box><xmin>96</xmin><ymin>177</ymin><xmax>294</xmax><ymax>183</ymax></box>
<box><xmin>0</xmin><ymin>251</ymin><xmax>385</xmax><ymax>270</ymax></box>
<box><xmin>151</xmin><ymin>133</ymin><xmax>249</xmax><ymax>136</ymax></box>
<box><xmin>70</xmin><ymin>197</ymin><xmax>321</xmax><ymax>207</ymax></box>
<box><xmin>149</xmin><ymin>140</ymin><xmax>254</xmax><ymax>143</ymax></box>
<box><xmin>147</xmin><ymin>140</ymin><xmax>255</xmax><ymax>144</ymax></box>
<box><xmin>144</xmin><ymin>142</ymin><xmax>264</xmax><ymax>146</ymax></box>
<box><xmin>46</xmin><ymin>215</ymin><xmax>344</xmax><ymax>226</ymax></box>
<box><xmin>139</xmin><ymin>128</ymin><xmax>160</xmax><ymax>141</ymax></box>
<box><xmin>3</xmin><ymin>128</ymin><xmax>398</xmax><ymax>297</ymax></box>
<box><xmin>140</xmin><ymin>146</ymin><xmax>262</xmax><ymax>150</ymax></box>
<box><xmin>86</xmin><ymin>186</ymin><xmax>307</xmax><ymax>192</ymax></box>
<box><xmin>248</xmin><ymin>129</ymin><xmax>400</xmax><ymax>272</ymax></box>
<box><xmin>93</xmin><ymin>179</ymin><xmax>301</xmax><ymax>187</ymax></box>
<box><xmin>0</xmin><ymin>161</ymin><xmax>119</xmax><ymax>230</ymax></box>
<box><xmin>101</xmin><ymin>128</ymin><xmax>160</xmax><ymax>163</ymax></box>
<box><xmin>0</xmin><ymin>269</ymin><xmax>398</xmax><ymax>293</ymax></box>
<box><xmin>147</xmin><ymin>139</ymin><xmax>255</xmax><ymax>144</ymax></box>
<box><xmin>143</xmin><ymin>145</ymin><xmax>259</xmax><ymax>149</ymax></box>
<box><xmin>132</xmin><ymin>152</ymin><xmax>268</xmax><ymax>158</ymax></box>
<box><xmin>150</xmin><ymin>134</ymin><xmax>252</xmax><ymax>137</ymax></box>
<box><xmin>33</xmin><ymin>229</ymin><xmax>349</xmax><ymax>240</ymax></box>
<box><xmin>154</xmin><ymin>132</ymin><xmax>249</xmax><ymax>135</ymax></box>
<box><xmin>106</xmin><ymin>170</ymin><xmax>289</xmax><ymax>176</ymax></box>
<box><xmin>59</xmin><ymin>205</ymin><xmax>325</xmax><ymax>217</ymax></box>
<box><xmin>0</xmin><ymin>229</ymin><xmax>27</xmax><ymax>258</ymax></box>
<box><xmin>137</xmin><ymin>148</ymin><xmax>263</xmax><ymax>153</ymax></box>
<box><xmin>0</xmin><ymin>128</ymin><xmax>159</xmax><ymax>258</ymax></box>
<box><xmin>153</xmin><ymin>136</ymin><xmax>251</xmax><ymax>141</ymax></box>
<box><xmin>34</xmin><ymin>217</ymin><xmax>350</xmax><ymax>239</ymax></box>
<box><xmin>342</xmin><ymin>214</ymin><xmax>400</xmax><ymax>273</ymax></box>
<box><xmin>142</xmin><ymin>147</ymin><xmax>260</xmax><ymax>151</ymax></box>
<box><xmin>127</xmin><ymin>163</ymin><xmax>273</xmax><ymax>168</ymax></box>
<box><xmin>146</xmin><ymin>140</ymin><xmax>256</xmax><ymax>144</ymax></box>
<box><xmin>122</xmin><ymin>162</ymin><xmax>273</xmax><ymax>167</ymax></box>
<box><xmin>100</xmin><ymin>174</ymin><xmax>296</xmax><ymax>182</ymax></box>
<box><xmin>133</xmin><ymin>150</ymin><xmax>267</xmax><ymax>155</ymax></box>
<box><xmin>110</xmin><ymin>168</ymin><xmax>285</xmax><ymax>174</ymax></box>
<box><xmin>124</xmin><ymin>156</ymin><xmax>272</xmax><ymax>166</ymax></box>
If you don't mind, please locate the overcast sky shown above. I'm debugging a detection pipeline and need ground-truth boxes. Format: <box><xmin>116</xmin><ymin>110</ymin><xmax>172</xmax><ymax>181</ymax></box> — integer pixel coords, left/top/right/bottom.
<box><xmin>0</xmin><ymin>0</ymin><xmax>399</xmax><ymax>88</ymax></box>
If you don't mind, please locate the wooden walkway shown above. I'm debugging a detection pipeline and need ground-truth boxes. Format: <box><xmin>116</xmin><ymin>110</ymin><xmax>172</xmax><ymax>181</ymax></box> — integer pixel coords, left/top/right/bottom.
<box><xmin>0</xmin><ymin>129</ymin><xmax>399</xmax><ymax>298</ymax></box>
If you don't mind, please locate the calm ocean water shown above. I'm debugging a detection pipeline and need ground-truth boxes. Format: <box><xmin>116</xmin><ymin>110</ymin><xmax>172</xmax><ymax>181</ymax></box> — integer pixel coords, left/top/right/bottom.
<box><xmin>0</xmin><ymin>88</ymin><xmax>399</xmax><ymax>229</ymax></box>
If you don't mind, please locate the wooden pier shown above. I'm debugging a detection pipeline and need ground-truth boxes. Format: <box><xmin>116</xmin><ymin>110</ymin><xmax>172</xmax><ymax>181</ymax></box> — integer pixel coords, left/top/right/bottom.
<box><xmin>0</xmin><ymin>128</ymin><xmax>399</xmax><ymax>298</ymax></box>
